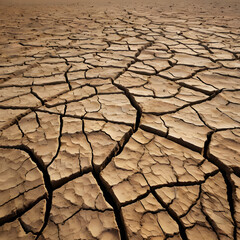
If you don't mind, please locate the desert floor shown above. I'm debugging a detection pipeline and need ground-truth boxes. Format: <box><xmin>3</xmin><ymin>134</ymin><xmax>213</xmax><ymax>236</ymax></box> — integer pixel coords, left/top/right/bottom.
<box><xmin>0</xmin><ymin>0</ymin><xmax>240</xmax><ymax>239</ymax></box>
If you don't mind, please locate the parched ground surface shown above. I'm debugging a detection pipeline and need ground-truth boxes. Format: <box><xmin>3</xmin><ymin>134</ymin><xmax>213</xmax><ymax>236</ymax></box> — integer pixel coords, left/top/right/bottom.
<box><xmin>0</xmin><ymin>1</ymin><xmax>240</xmax><ymax>239</ymax></box>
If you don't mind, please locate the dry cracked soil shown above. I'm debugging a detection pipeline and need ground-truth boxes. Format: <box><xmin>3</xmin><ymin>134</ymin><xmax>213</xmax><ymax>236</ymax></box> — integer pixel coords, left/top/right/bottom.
<box><xmin>0</xmin><ymin>0</ymin><xmax>240</xmax><ymax>239</ymax></box>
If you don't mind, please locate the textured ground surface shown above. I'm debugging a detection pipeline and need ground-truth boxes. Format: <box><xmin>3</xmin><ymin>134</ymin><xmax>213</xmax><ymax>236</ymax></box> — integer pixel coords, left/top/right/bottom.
<box><xmin>0</xmin><ymin>1</ymin><xmax>240</xmax><ymax>239</ymax></box>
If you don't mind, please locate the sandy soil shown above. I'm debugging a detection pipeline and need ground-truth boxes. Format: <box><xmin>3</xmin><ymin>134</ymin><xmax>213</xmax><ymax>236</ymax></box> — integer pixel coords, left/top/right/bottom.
<box><xmin>0</xmin><ymin>0</ymin><xmax>240</xmax><ymax>239</ymax></box>
<box><xmin>1</xmin><ymin>0</ymin><xmax>240</xmax><ymax>14</ymax></box>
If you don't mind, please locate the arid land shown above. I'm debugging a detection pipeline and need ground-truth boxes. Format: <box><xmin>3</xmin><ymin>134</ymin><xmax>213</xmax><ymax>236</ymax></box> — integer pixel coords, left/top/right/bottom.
<box><xmin>0</xmin><ymin>0</ymin><xmax>240</xmax><ymax>239</ymax></box>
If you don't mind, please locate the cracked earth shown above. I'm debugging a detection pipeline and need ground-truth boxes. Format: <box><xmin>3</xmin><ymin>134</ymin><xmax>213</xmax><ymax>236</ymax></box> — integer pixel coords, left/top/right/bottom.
<box><xmin>0</xmin><ymin>1</ymin><xmax>240</xmax><ymax>239</ymax></box>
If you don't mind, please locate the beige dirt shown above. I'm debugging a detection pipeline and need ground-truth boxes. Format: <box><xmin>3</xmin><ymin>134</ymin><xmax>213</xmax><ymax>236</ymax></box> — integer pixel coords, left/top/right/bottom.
<box><xmin>0</xmin><ymin>0</ymin><xmax>240</xmax><ymax>239</ymax></box>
